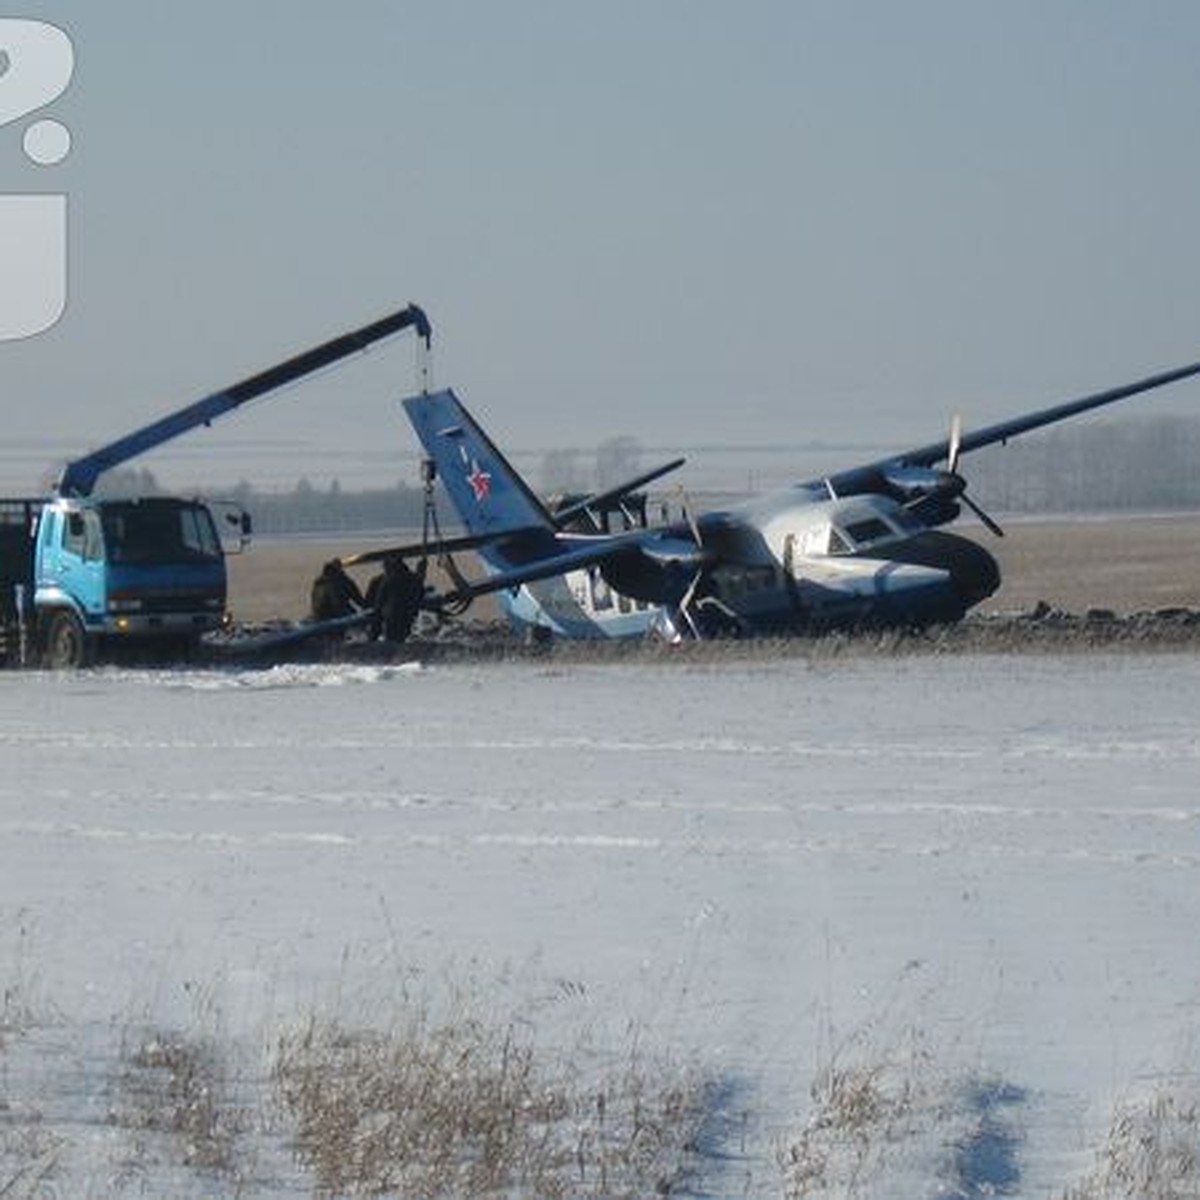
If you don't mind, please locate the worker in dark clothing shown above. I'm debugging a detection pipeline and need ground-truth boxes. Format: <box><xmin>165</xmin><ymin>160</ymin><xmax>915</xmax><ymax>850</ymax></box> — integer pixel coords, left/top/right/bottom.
<box><xmin>310</xmin><ymin>559</ymin><xmax>366</xmax><ymax>622</ymax></box>
<box><xmin>366</xmin><ymin>555</ymin><xmax>426</xmax><ymax>642</ymax></box>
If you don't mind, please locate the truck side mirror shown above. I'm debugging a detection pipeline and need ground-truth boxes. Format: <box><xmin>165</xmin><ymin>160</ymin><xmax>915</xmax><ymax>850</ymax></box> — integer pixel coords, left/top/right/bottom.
<box><xmin>223</xmin><ymin>508</ymin><xmax>251</xmax><ymax>537</ymax></box>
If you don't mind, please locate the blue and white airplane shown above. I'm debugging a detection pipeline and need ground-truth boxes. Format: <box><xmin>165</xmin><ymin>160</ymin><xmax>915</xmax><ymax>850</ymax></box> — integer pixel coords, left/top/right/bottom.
<box><xmin>392</xmin><ymin>359</ymin><xmax>1200</xmax><ymax>641</ymax></box>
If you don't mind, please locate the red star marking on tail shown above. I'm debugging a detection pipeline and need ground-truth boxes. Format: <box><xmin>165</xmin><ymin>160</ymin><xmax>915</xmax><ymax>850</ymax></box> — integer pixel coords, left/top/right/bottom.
<box><xmin>466</xmin><ymin>459</ymin><xmax>492</xmax><ymax>502</ymax></box>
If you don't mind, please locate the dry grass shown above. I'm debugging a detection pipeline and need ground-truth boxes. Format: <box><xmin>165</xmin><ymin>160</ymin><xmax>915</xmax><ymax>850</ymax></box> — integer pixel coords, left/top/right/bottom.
<box><xmin>989</xmin><ymin>515</ymin><xmax>1200</xmax><ymax>616</ymax></box>
<box><xmin>274</xmin><ymin>1015</ymin><xmax>568</xmax><ymax>1197</ymax></box>
<box><xmin>0</xmin><ymin>918</ymin><xmax>64</xmax><ymax>1198</ymax></box>
<box><xmin>109</xmin><ymin>1026</ymin><xmax>248</xmax><ymax>1176</ymax></box>
<box><xmin>274</xmin><ymin>1010</ymin><xmax>708</xmax><ymax>1198</ymax></box>
<box><xmin>1061</xmin><ymin>1087</ymin><xmax>1200</xmax><ymax>1199</ymax></box>
<box><xmin>4</xmin><ymin>930</ymin><xmax>1200</xmax><ymax>1196</ymax></box>
<box><xmin>0</xmin><ymin>913</ymin><xmax>51</xmax><ymax>1043</ymax></box>
<box><xmin>0</xmin><ymin>935</ymin><xmax>710</xmax><ymax>1197</ymax></box>
<box><xmin>0</xmin><ymin>1124</ymin><xmax>60</xmax><ymax>1199</ymax></box>
<box><xmin>776</xmin><ymin>1028</ymin><xmax>939</xmax><ymax>1199</ymax></box>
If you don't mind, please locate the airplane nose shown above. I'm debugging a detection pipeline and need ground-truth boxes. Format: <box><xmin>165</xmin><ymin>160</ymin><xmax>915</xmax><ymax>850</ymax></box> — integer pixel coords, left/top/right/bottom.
<box><xmin>888</xmin><ymin>531</ymin><xmax>1000</xmax><ymax>608</ymax></box>
<box><xmin>942</xmin><ymin>534</ymin><xmax>1000</xmax><ymax>604</ymax></box>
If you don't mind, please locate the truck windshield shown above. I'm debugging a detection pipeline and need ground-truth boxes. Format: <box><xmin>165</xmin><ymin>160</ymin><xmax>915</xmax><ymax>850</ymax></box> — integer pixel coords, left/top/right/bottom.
<box><xmin>101</xmin><ymin>502</ymin><xmax>221</xmax><ymax>565</ymax></box>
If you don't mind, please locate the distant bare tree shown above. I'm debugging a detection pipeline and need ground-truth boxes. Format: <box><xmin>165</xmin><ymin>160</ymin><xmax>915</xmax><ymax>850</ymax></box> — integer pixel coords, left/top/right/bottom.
<box><xmin>93</xmin><ymin>467</ymin><xmax>165</xmax><ymax>498</ymax></box>
<box><xmin>594</xmin><ymin>436</ymin><xmax>641</xmax><ymax>490</ymax></box>
<box><xmin>969</xmin><ymin>416</ymin><xmax>1200</xmax><ymax>513</ymax></box>
<box><xmin>540</xmin><ymin>448</ymin><xmax>584</xmax><ymax>494</ymax></box>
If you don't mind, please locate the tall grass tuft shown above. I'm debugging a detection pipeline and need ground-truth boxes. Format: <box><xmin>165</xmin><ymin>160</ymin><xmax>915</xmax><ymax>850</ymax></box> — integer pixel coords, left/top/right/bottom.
<box><xmin>274</xmin><ymin>1008</ymin><xmax>708</xmax><ymax>1197</ymax></box>
<box><xmin>1062</xmin><ymin>1087</ymin><xmax>1200</xmax><ymax>1199</ymax></box>
<box><xmin>110</xmin><ymin>1025</ymin><xmax>248</xmax><ymax>1177</ymax></box>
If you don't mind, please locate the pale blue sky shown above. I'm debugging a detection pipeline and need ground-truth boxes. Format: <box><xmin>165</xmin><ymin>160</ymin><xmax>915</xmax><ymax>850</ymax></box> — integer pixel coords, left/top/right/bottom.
<box><xmin>5</xmin><ymin>2</ymin><xmax>1200</xmax><ymax>491</ymax></box>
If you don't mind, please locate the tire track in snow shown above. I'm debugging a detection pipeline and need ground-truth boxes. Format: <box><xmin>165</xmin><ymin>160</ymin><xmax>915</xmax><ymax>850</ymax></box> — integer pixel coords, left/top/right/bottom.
<box><xmin>2</xmin><ymin>784</ymin><xmax>1198</xmax><ymax>826</ymax></box>
<box><xmin>2</xmin><ymin>819</ymin><xmax>1198</xmax><ymax>869</ymax></box>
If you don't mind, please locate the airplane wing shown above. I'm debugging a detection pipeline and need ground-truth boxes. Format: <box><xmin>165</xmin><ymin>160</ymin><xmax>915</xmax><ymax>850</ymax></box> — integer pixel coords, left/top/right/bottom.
<box><xmin>820</xmin><ymin>357</ymin><xmax>1200</xmax><ymax>494</ymax></box>
<box><xmin>429</xmin><ymin>528</ymin><xmax>705</xmax><ymax>605</ymax></box>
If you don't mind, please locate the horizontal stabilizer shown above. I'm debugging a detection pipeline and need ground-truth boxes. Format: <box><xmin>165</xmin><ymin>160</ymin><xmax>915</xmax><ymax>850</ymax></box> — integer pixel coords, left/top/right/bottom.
<box><xmin>339</xmin><ymin>530</ymin><xmax>500</xmax><ymax>568</ymax></box>
<box><xmin>551</xmin><ymin>458</ymin><xmax>686</xmax><ymax>528</ymax></box>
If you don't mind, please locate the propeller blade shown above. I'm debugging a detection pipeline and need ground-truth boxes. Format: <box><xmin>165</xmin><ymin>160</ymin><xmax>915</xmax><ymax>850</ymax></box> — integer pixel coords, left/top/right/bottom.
<box><xmin>961</xmin><ymin>491</ymin><xmax>1005</xmax><ymax>538</ymax></box>
<box><xmin>947</xmin><ymin>413</ymin><xmax>963</xmax><ymax>476</ymax></box>
<box><xmin>677</xmin><ymin>567</ymin><xmax>706</xmax><ymax>639</ymax></box>
<box><xmin>674</xmin><ymin>484</ymin><xmax>703</xmax><ymax>547</ymax></box>
<box><xmin>945</xmin><ymin>412</ymin><xmax>1002</xmax><ymax>535</ymax></box>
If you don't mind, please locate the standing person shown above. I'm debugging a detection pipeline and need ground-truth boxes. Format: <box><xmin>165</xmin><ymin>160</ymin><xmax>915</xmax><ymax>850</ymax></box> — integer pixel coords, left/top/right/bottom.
<box><xmin>366</xmin><ymin>555</ymin><xmax>426</xmax><ymax>642</ymax></box>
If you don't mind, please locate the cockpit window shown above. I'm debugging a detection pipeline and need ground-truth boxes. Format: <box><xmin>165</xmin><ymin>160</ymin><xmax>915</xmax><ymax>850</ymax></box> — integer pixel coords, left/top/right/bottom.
<box><xmin>843</xmin><ymin>517</ymin><xmax>893</xmax><ymax>547</ymax></box>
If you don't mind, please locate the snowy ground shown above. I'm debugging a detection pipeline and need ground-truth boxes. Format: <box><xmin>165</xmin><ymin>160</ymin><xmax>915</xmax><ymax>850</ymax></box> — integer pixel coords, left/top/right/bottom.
<box><xmin>2</xmin><ymin>652</ymin><xmax>1200</xmax><ymax>1196</ymax></box>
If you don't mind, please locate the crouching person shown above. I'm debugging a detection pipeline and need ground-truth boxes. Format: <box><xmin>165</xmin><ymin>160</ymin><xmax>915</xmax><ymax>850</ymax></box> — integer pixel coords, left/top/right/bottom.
<box><xmin>310</xmin><ymin>559</ymin><xmax>366</xmax><ymax>622</ymax></box>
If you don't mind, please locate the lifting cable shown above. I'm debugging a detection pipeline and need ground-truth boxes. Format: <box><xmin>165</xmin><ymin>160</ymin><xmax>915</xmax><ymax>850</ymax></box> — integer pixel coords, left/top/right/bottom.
<box><xmin>420</xmin><ymin>460</ymin><xmax>474</xmax><ymax>615</ymax></box>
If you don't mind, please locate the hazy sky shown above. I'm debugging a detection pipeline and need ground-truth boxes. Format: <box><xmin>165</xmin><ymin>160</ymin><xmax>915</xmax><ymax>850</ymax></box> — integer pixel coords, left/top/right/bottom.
<box><xmin>5</xmin><ymin>2</ymin><xmax>1200</xmax><ymax>492</ymax></box>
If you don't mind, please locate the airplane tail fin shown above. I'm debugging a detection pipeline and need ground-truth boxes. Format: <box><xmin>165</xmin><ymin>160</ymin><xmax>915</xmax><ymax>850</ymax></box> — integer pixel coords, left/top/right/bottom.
<box><xmin>402</xmin><ymin>390</ymin><xmax>554</xmax><ymax>540</ymax></box>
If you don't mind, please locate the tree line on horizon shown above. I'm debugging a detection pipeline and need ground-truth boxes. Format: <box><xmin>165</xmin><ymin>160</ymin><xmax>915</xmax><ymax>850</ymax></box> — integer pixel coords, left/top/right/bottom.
<box><xmin>967</xmin><ymin>414</ymin><xmax>1200</xmax><ymax>512</ymax></box>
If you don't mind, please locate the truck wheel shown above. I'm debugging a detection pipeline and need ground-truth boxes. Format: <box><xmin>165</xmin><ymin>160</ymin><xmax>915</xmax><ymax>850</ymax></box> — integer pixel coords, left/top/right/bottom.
<box><xmin>44</xmin><ymin>610</ymin><xmax>91</xmax><ymax>669</ymax></box>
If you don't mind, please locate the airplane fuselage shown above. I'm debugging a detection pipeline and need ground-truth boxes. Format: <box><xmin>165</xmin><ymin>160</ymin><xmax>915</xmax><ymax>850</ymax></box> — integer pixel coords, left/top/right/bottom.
<box><xmin>491</xmin><ymin>491</ymin><xmax>999</xmax><ymax>640</ymax></box>
<box><xmin>403</xmin><ymin>358</ymin><xmax>1200</xmax><ymax>645</ymax></box>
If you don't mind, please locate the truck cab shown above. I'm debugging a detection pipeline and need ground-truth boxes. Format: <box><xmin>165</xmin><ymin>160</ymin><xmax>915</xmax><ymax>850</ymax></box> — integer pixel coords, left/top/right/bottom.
<box><xmin>34</xmin><ymin>496</ymin><xmax>231</xmax><ymax>666</ymax></box>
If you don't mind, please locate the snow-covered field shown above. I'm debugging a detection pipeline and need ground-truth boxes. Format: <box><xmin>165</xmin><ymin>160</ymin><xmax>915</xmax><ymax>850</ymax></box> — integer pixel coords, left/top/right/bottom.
<box><xmin>3</xmin><ymin>652</ymin><xmax>1200</xmax><ymax>1196</ymax></box>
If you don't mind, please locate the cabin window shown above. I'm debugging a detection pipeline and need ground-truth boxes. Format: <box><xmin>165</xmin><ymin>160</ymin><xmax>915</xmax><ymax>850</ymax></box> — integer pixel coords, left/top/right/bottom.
<box><xmin>588</xmin><ymin>569</ymin><xmax>613</xmax><ymax>611</ymax></box>
<box><xmin>844</xmin><ymin>517</ymin><xmax>892</xmax><ymax>547</ymax></box>
<box><xmin>827</xmin><ymin>528</ymin><xmax>852</xmax><ymax>555</ymax></box>
<box><xmin>715</xmin><ymin>566</ymin><xmax>776</xmax><ymax>598</ymax></box>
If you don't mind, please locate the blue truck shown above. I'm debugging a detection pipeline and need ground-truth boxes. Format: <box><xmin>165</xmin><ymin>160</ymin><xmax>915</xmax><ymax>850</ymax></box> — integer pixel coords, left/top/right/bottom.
<box><xmin>1</xmin><ymin>305</ymin><xmax>431</xmax><ymax>667</ymax></box>
<box><xmin>0</xmin><ymin>493</ymin><xmax>240</xmax><ymax>667</ymax></box>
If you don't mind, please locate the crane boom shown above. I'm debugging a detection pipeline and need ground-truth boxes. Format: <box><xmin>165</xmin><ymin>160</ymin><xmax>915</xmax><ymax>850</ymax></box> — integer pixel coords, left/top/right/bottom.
<box><xmin>57</xmin><ymin>304</ymin><xmax>432</xmax><ymax>497</ymax></box>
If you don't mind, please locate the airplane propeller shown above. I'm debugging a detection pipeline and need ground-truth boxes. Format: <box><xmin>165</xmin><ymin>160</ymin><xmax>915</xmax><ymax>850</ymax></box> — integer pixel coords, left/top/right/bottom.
<box><xmin>943</xmin><ymin>414</ymin><xmax>1004</xmax><ymax>537</ymax></box>
<box><xmin>891</xmin><ymin>416</ymin><xmax>1005</xmax><ymax>537</ymax></box>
